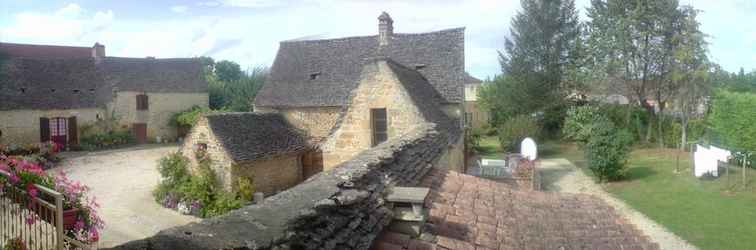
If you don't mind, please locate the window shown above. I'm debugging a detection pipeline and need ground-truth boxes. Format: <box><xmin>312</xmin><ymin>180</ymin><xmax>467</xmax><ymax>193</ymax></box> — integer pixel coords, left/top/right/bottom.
<box><xmin>371</xmin><ymin>108</ymin><xmax>388</xmax><ymax>146</ymax></box>
<box><xmin>414</xmin><ymin>64</ymin><xmax>426</xmax><ymax>70</ymax></box>
<box><xmin>309</xmin><ymin>72</ymin><xmax>321</xmax><ymax>80</ymax></box>
<box><xmin>465</xmin><ymin>112</ymin><xmax>473</xmax><ymax>126</ymax></box>
<box><xmin>136</xmin><ymin>94</ymin><xmax>149</xmax><ymax>110</ymax></box>
<box><xmin>49</xmin><ymin>117</ymin><xmax>67</xmax><ymax>137</ymax></box>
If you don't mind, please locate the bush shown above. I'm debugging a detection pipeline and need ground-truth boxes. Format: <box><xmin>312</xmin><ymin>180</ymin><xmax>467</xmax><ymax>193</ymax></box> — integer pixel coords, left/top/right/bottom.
<box><xmin>563</xmin><ymin>105</ymin><xmax>601</xmax><ymax>145</ymax></box>
<box><xmin>497</xmin><ymin>115</ymin><xmax>540</xmax><ymax>152</ymax></box>
<box><xmin>708</xmin><ymin>91</ymin><xmax>756</xmax><ymax>153</ymax></box>
<box><xmin>79</xmin><ymin>129</ymin><xmax>134</xmax><ymax>150</ymax></box>
<box><xmin>170</xmin><ymin>106</ymin><xmax>212</xmax><ymax>128</ymax></box>
<box><xmin>154</xmin><ymin>152</ymin><xmax>245</xmax><ymax>217</ymax></box>
<box><xmin>236</xmin><ymin>176</ymin><xmax>255</xmax><ymax>201</ymax></box>
<box><xmin>465</xmin><ymin>128</ymin><xmax>484</xmax><ymax>153</ymax></box>
<box><xmin>585</xmin><ymin>118</ymin><xmax>632</xmax><ymax>182</ymax></box>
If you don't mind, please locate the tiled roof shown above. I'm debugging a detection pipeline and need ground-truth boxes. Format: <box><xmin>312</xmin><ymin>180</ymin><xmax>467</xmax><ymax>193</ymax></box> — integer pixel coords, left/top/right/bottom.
<box><xmin>99</xmin><ymin>57</ymin><xmax>208</xmax><ymax>93</ymax></box>
<box><xmin>0</xmin><ymin>57</ymin><xmax>207</xmax><ymax>110</ymax></box>
<box><xmin>205</xmin><ymin>112</ymin><xmax>308</xmax><ymax>162</ymax></box>
<box><xmin>255</xmin><ymin>28</ymin><xmax>465</xmax><ymax>107</ymax></box>
<box><xmin>464</xmin><ymin>72</ymin><xmax>482</xmax><ymax>84</ymax></box>
<box><xmin>373</xmin><ymin>170</ymin><xmax>659</xmax><ymax>250</ymax></box>
<box><xmin>0</xmin><ymin>42</ymin><xmax>93</xmax><ymax>59</ymax></box>
<box><xmin>0</xmin><ymin>58</ymin><xmax>105</xmax><ymax>110</ymax></box>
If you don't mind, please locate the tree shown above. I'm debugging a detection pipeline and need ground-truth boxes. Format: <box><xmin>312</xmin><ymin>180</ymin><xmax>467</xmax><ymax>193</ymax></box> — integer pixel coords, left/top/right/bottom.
<box><xmin>214</xmin><ymin>60</ymin><xmax>243</xmax><ymax>83</ymax></box>
<box><xmin>483</xmin><ymin>0</ymin><xmax>582</xmax><ymax>132</ymax></box>
<box><xmin>586</xmin><ymin>0</ymin><xmax>690</xmax><ymax>145</ymax></box>
<box><xmin>671</xmin><ymin>6</ymin><xmax>710</xmax><ymax>150</ymax></box>
<box><xmin>224</xmin><ymin>67</ymin><xmax>268</xmax><ymax>111</ymax></box>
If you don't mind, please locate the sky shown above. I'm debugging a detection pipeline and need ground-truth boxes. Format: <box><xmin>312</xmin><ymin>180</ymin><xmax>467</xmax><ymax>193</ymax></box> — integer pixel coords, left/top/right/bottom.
<box><xmin>0</xmin><ymin>0</ymin><xmax>754</xmax><ymax>80</ymax></box>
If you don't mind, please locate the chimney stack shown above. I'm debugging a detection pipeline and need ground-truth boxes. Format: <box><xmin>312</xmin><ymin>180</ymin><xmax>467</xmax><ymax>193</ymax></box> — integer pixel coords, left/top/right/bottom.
<box><xmin>92</xmin><ymin>42</ymin><xmax>105</xmax><ymax>58</ymax></box>
<box><xmin>378</xmin><ymin>12</ymin><xmax>393</xmax><ymax>46</ymax></box>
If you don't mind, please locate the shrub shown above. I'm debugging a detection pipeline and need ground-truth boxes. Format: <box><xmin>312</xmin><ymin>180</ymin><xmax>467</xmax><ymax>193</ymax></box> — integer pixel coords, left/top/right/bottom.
<box><xmin>236</xmin><ymin>176</ymin><xmax>255</xmax><ymax>201</ymax></box>
<box><xmin>585</xmin><ymin>118</ymin><xmax>632</xmax><ymax>182</ymax></box>
<box><xmin>465</xmin><ymin>128</ymin><xmax>484</xmax><ymax>153</ymax></box>
<box><xmin>79</xmin><ymin>129</ymin><xmax>134</xmax><ymax>150</ymax></box>
<box><xmin>170</xmin><ymin>106</ymin><xmax>212</xmax><ymax>128</ymax></box>
<box><xmin>157</xmin><ymin>152</ymin><xmax>190</xmax><ymax>188</ymax></box>
<box><xmin>563</xmin><ymin>105</ymin><xmax>601</xmax><ymax>146</ymax></box>
<box><xmin>708</xmin><ymin>91</ymin><xmax>756</xmax><ymax>153</ymax></box>
<box><xmin>497</xmin><ymin>115</ymin><xmax>540</xmax><ymax>152</ymax></box>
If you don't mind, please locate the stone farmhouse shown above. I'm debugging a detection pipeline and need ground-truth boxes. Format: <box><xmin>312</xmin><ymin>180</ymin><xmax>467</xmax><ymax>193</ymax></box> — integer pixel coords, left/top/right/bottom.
<box><xmin>0</xmin><ymin>42</ymin><xmax>208</xmax><ymax>146</ymax></box>
<box><xmin>254</xmin><ymin>12</ymin><xmax>466</xmax><ymax>169</ymax></box>
<box><xmin>182</xmin><ymin>12</ymin><xmax>466</xmax><ymax>195</ymax></box>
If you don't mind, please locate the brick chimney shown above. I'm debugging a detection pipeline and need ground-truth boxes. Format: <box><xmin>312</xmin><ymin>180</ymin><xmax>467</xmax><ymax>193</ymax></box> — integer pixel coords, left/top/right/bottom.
<box><xmin>378</xmin><ymin>12</ymin><xmax>393</xmax><ymax>46</ymax></box>
<box><xmin>92</xmin><ymin>42</ymin><xmax>105</xmax><ymax>58</ymax></box>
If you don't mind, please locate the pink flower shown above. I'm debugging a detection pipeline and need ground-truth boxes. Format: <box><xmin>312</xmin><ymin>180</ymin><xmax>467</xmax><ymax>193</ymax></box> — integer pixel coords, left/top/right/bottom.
<box><xmin>27</xmin><ymin>183</ymin><xmax>38</xmax><ymax>198</ymax></box>
<box><xmin>25</xmin><ymin>214</ymin><xmax>36</xmax><ymax>225</ymax></box>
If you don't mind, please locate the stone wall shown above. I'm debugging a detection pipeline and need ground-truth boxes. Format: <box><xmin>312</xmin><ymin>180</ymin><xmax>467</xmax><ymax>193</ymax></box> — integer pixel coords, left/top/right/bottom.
<box><xmin>106</xmin><ymin>123</ymin><xmax>452</xmax><ymax>250</ymax></box>
<box><xmin>235</xmin><ymin>154</ymin><xmax>302</xmax><ymax>196</ymax></box>
<box><xmin>254</xmin><ymin>106</ymin><xmax>341</xmax><ymax>140</ymax></box>
<box><xmin>320</xmin><ymin>61</ymin><xmax>431</xmax><ymax>170</ymax></box>
<box><xmin>109</xmin><ymin>91</ymin><xmax>208</xmax><ymax>142</ymax></box>
<box><xmin>0</xmin><ymin>108</ymin><xmax>102</xmax><ymax>145</ymax></box>
<box><xmin>180</xmin><ymin>117</ymin><xmax>236</xmax><ymax>192</ymax></box>
<box><xmin>464</xmin><ymin>101</ymin><xmax>489</xmax><ymax>129</ymax></box>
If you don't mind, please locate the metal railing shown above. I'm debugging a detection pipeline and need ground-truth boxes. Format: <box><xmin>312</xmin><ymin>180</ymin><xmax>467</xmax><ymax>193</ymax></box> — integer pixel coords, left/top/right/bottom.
<box><xmin>0</xmin><ymin>171</ymin><xmax>93</xmax><ymax>250</ymax></box>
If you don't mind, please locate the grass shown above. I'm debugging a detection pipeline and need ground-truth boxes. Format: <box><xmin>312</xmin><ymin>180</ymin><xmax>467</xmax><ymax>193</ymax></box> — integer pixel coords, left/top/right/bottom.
<box><xmin>477</xmin><ymin>135</ymin><xmax>504</xmax><ymax>158</ymax></box>
<box><xmin>547</xmin><ymin>142</ymin><xmax>756</xmax><ymax>250</ymax></box>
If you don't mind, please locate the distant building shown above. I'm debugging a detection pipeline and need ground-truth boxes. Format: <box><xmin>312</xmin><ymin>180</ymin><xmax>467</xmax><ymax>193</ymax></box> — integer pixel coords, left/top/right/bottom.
<box><xmin>0</xmin><ymin>42</ymin><xmax>208</xmax><ymax>146</ymax></box>
<box><xmin>463</xmin><ymin>73</ymin><xmax>489</xmax><ymax>129</ymax></box>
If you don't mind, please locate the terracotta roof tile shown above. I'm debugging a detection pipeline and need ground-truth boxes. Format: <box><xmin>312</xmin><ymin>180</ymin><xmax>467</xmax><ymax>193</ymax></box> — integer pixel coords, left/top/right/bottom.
<box><xmin>373</xmin><ymin>169</ymin><xmax>660</xmax><ymax>250</ymax></box>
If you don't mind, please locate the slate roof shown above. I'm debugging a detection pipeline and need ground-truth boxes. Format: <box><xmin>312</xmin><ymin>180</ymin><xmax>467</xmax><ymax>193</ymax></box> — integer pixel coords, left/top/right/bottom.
<box><xmin>99</xmin><ymin>57</ymin><xmax>208</xmax><ymax>93</ymax></box>
<box><xmin>205</xmin><ymin>112</ymin><xmax>308</xmax><ymax>163</ymax></box>
<box><xmin>255</xmin><ymin>28</ymin><xmax>465</xmax><ymax>107</ymax></box>
<box><xmin>0</xmin><ymin>42</ymin><xmax>93</xmax><ymax>59</ymax></box>
<box><xmin>464</xmin><ymin>72</ymin><xmax>482</xmax><ymax>84</ymax></box>
<box><xmin>0</xmin><ymin>58</ymin><xmax>105</xmax><ymax>110</ymax></box>
<box><xmin>373</xmin><ymin>169</ymin><xmax>660</xmax><ymax>250</ymax></box>
<box><xmin>0</xmin><ymin>57</ymin><xmax>207</xmax><ymax>111</ymax></box>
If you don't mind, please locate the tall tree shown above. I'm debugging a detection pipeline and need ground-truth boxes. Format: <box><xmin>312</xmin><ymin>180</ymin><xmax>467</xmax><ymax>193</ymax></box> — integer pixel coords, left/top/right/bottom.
<box><xmin>483</xmin><ymin>0</ymin><xmax>581</xmax><ymax>130</ymax></box>
<box><xmin>671</xmin><ymin>6</ymin><xmax>709</xmax><ymax>149</ymax></box>
<box><xmin>586</xmin><ymin>0</ymin><xmax>681</xmax><ymax>144</ymax></box>
<box><xmin>214</xmin><ymin>60</ymin><xmax>243</xmax><ymax>82</ymax></box>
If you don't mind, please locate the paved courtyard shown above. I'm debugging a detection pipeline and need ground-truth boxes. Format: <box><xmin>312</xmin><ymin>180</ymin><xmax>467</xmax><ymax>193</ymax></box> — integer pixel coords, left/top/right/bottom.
<box><xmin>52</xmin><ymin>145</ymin><xmax>199</xmax><ymax>248</ymax></box>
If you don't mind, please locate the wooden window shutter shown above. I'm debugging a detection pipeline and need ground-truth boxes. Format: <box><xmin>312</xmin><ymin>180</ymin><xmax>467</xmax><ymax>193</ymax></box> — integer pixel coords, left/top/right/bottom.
<box><xmin>371</xmin><ymin>108</ymin><xmax>388</xmax><ymax>147</ymax></box>
<box><xmin>39</xmin><ymin>117</ymin><xmax>50</xmax><ymax>142</ymax></box>
<box><xmin>68</xmin><ymin>116</ymin><xmax>78</xmax><ymax>145</ymax></box>
<box><xmin>136</xmin><ymin>94</ymin><xmax>148</xmax><ymax>110</ymax></box>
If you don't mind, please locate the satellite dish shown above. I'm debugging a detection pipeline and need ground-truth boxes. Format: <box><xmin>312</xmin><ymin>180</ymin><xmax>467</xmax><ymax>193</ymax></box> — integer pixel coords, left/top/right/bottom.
<box><xmin>521</xmin><ymin>137</ymin><xmax>537</xmax><ymax>161</ymax></box>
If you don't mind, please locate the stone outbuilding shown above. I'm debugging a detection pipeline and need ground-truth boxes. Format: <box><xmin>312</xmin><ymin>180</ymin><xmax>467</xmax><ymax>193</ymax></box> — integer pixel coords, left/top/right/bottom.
<box><xmin>0</xmin><ymin>42</ymin><xmax>208</xmax><ymax>146</ymax></box>
<box><xmin>181</xmin><ymin>112</ymin><xmax>309</xmax><ymax>195</ymax></box>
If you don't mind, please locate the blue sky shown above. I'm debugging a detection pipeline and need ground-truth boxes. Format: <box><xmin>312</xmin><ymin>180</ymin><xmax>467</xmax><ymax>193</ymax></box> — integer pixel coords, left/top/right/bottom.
<box><xmin>1</xmin><ymin>0</ymin><xmax>754</xmax><ymax>80</ymax></box>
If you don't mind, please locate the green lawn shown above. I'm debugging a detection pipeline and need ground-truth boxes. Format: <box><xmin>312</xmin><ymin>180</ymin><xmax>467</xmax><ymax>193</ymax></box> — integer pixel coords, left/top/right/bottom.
<box><xmin>545</xmin><ymin>142</ymin><xmax>756</xmax><ymax>250</ymax></box>
<box><xmin>477</xmin><ymin>135</ymin><xmax>504</xmax><ymax>158</ymax></box>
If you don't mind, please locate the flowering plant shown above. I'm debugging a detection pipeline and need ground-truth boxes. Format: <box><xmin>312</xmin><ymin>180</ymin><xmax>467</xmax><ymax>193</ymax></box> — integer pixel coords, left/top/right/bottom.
<box><xmin>0</xmin><ymin>150</ymin><xmax>103</xmax><ymax>244</ymax></box>
<box><xmin>4</xmin><ymin>236</ymin><xmax>27</xmax><ymax>250</ymax></box>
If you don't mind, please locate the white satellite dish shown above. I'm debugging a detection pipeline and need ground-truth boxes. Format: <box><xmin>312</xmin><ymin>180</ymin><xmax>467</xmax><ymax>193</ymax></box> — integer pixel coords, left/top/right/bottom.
<box><xmin>521</xmin><ymin>137</ymin><xmax>537</xmax><ymax>161</ymax></box>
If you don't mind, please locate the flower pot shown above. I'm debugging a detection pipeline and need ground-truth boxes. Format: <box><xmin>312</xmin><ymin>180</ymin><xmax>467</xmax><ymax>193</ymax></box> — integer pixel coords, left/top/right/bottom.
<box><xmin>40</xmin><ymin>208</ymin><xmax>79</xmax><ymax>230</ymax></box>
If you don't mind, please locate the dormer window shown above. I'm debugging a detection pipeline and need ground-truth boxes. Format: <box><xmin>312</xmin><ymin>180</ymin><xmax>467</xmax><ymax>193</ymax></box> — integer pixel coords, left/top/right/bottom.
<box><xmin>73</xmin><ymin>89</ymin><xmax>80</xmax><ymax>93</ymax></box>
<box><xmin>19</xmin><ymin>88</ymin><xmax>25</xmax><ymax>93</ymax></box>
<box><xmin>414</xmin><ymin>64</ymin><xmax>426</xmax><ymax>70</ymax></box>
<box><xmin>309</xmin><ymin>72</ymin><xmax>321</xmax><ymax>80</ymax></box>
<box><xmin>50</xmin><ymin>89</ymin><xmax>56</xmax><ymax>93</ymax></box>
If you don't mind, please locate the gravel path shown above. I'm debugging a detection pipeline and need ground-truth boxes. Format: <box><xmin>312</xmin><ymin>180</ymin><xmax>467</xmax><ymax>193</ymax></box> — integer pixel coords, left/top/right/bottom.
<box><xmin>539</xmin><ymin>158</ymin><xmax>698</xmax><ymax>250</ymax></box>
<box><xmin>52</xmin><ymin>145</ymin><xmax>200</xmax><ymax>248</ymax></box>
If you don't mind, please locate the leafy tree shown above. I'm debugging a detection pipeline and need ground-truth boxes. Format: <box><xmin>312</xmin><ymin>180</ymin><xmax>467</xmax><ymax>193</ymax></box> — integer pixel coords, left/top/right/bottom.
<box><xmin>482</xmin><ymin>0</ymin><xmax>582</xmax><ymax>132</ymax></box>
<box><xmin>214</xmin><ymin>60</ymin><xmax>243</xmax><ymax>83</ymax></box>
<box><xmin>670</xmin><ymin>6</ymin><xmax>710</xmax><ymax>149</ymax></box>
<box><xmin>224</xmin><ymin>67</ymin><xmax>267</xmax><ymax>111</ymax></box>
<box><xmin>586</xmin><ymin>0</ymin><xmax>709</xmax><ymax>147</ymax></box>
<box><xmin>709</xmin><ymin>91</ymin><xmax>756</xmax><ymax>154</ymax></box>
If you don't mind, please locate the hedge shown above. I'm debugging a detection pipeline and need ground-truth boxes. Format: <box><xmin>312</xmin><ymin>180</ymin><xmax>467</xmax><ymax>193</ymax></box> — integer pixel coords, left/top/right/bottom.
<box><xmin>708</xmin><ymin>91</ymin><xmax>756</xmax><ymax>154</ymax></box>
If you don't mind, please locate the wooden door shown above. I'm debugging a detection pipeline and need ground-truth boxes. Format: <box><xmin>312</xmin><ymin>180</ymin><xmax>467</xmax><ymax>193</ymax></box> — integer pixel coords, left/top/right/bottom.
<box><xmin>302</xmin><ymin>150</ymin><xmax>324</xmax><ymax>180</ymax></box>
<box><xmin>133</xmin><ymin>123</ymin><xmax>147</xmax><ymax>144</ymax></box>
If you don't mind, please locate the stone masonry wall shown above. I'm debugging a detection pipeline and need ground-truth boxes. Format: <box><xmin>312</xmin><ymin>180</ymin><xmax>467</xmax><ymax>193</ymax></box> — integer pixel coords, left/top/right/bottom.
<box><xmin>106</xmin><ymin>123</ymin><xmax>451</xmax><ymax>250</ymax></box>
<box><xmin>321</xmin><ymin>60</ymin><xmax>430</xmax><ymax>170</ymax></box>
<box><xmin>0</xmin><ymin>108</ymin><xmax>102</xmax><ymax>145</ymax></box>
<box><xmin>254</xmin><ymin>106</ymin><xmax>341</xmax><ymax>140</ymax></box>
<box><xmin>109</xmin><ymin>91</ymin><xmax>208</xmax><ymax>142</ymax></box>
<box><xmin>180</xmin><ymin>117</ymin><xmax>236</xmax><ymax>192</ymax></box>
<box><xmin>235</xmin><ymin>154</ymin><xmax>302</xmax><ymax>196</ymax></box>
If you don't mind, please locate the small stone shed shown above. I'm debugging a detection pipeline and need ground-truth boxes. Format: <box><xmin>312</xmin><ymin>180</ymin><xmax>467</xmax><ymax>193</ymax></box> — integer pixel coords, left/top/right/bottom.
<box><xmin>181</xmin><ymin>112</ymin><xmax>309</xmax><ymax>195</ymax></box>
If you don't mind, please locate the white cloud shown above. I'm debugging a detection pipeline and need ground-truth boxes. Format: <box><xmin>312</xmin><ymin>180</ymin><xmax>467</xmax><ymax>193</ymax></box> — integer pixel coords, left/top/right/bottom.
<box><xmin>221</xmin><ymin>0</ymin><xmax>281</xmax><ymax>8</ymax></box>
<box><xmin>0</xmin><ymin>4</ymin><xmax>115</xmax><ymax>45</ymax></box>
<box><xmin>197</xmin><ymin>1</ymin><xmax>222</xmax><ymax>7</ymax></box>
<box><xmin>171</xmin><ymin>5</ymin><xmax>189</xmax><ymax>13</ymax></box>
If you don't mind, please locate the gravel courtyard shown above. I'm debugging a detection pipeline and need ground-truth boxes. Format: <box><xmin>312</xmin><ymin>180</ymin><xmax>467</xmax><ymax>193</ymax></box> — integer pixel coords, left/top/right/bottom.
<box><xmin>52</xmin><ymin>145</ymin><xmax>199</xmax><ymax>248</ymax></box>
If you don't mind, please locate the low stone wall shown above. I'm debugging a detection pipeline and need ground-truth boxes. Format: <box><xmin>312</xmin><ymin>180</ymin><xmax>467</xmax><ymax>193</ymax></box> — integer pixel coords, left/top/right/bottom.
<box><xmin>106</xmin><ymin>123</ymin><xmax>450</xmax><ymax>250</ymax></box>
